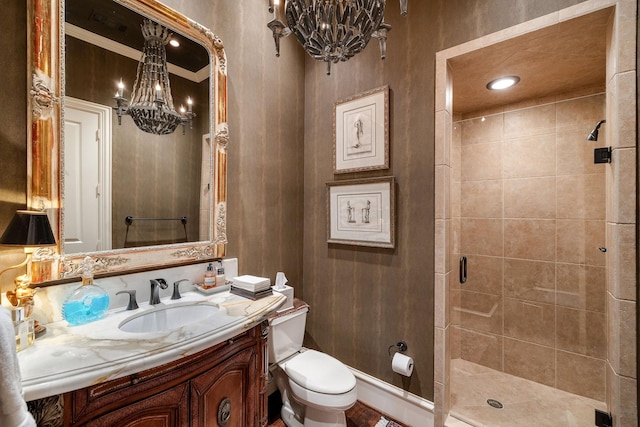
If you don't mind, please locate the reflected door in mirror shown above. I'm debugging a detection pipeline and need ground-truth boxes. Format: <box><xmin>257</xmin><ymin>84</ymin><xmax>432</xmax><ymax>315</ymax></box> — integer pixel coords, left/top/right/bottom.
<box><xmin>64</xmin><ymin>98</ymin><xmax>113</xmax><ymax>254</ymax></box>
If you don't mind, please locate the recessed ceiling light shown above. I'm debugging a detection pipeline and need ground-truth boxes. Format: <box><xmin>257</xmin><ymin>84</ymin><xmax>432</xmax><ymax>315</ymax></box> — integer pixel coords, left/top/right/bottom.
<box><xmin>486</xmin><ymin>76</ymin><xmax>520</xmax><ymax>90</ymax></box>
<box><xmin>169</xmin><ymin>39</ymin><xmax>180</xmax><ymax>47</ymax></box>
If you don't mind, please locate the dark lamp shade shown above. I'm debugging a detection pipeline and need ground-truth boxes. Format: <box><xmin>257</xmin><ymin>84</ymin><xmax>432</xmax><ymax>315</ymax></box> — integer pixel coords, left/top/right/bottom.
<box><xmin>0</xmin><ymin>210</ymin><xmax>56</xmax><ymax>247</ymax></box>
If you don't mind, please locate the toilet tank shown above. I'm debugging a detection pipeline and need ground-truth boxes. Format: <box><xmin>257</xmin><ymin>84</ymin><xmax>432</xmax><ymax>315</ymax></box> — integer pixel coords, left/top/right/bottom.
<box><xmin>268</xmin><ymin>306</ymin><xmax>308</xmax><ymax>363</ymax></box>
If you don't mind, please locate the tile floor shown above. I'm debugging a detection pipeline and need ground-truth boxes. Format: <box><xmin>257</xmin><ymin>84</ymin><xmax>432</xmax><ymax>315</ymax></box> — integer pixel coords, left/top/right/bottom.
<box><xmin>450</xmin><ymin>359</ymin><xmax>607</xmax><ymax>427</ymax></box>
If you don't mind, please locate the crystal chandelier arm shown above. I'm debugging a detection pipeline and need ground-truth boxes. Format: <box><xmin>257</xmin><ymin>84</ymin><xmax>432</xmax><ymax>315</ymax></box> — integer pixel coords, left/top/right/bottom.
<box><xmin>267</xmin><ymin>19</ymin><xmax>291</xmax><ymax>57</ymax></box>
<box><xmin>400</xmin><ymin>0</ymin><xmax>408</xmax><ymax>16</ymax></box>
<box><xmin>372</xmin><ymin>23</ymin><xmax>392</xmax><ymax>60</ymax></box>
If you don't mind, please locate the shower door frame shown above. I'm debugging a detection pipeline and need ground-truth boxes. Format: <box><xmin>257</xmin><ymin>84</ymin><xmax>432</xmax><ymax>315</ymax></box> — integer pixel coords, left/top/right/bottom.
<box><xmin>433</xmin><ymin>0</ymin><xmax>637</xmax><ymax>425</ymax></box>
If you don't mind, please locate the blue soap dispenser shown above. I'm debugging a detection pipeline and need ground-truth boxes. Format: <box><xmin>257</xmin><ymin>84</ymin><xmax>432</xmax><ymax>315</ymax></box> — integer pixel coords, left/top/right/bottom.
<box><xmin>62</xmin><ymin>256</ymin><xmax>110</xmax><ymax>326</ymax></box>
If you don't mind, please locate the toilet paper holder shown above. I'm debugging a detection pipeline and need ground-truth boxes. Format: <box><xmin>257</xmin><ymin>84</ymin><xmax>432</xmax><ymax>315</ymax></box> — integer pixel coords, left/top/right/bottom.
<box><xmin>387</xmin><ymin>340</ymin><xmax>408</xmax><ymax>357</ymax></box>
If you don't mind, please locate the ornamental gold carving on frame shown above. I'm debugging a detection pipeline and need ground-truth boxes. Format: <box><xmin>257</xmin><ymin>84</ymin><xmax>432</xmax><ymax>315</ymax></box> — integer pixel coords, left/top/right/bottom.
<box><xmin>171</xmin><ymin>245</ymin><xmax>215</xmax><ymax>260</ymax></box>
<box><xmin>215</xmin><ymin>123</ymin><xmax>230</xmax><ymax>150</ymax></box>
<box><xmin>214</xmin><ymin>202</ymin><xmax>227</xmax><ymax>244</ymax></box>
<box><xmin>60</xmin><ymin>256</ymin><xmax>131</xmax><ymax>278</ymax></box>
<box><xmin>30</xmin><ymin>74</ymin><xmax>59</xmax><ymax>120</ymax></box>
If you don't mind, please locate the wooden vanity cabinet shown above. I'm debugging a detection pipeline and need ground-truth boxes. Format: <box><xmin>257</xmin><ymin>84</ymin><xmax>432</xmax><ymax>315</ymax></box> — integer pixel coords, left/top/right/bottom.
<box><xmin>63</xmin><ymin>322</ymin><xmax>269</xmax><ymax>427</ymax></box>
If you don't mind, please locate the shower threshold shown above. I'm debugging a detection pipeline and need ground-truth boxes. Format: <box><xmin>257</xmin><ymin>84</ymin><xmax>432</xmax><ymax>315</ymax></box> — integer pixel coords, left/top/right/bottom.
<box><xmin>449</xmin><ymin>359</ymin><xmax>606</xmax><ymax>427</ymax></box>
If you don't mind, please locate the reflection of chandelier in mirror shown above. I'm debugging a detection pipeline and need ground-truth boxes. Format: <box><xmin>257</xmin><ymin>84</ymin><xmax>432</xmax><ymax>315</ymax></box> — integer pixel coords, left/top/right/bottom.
<box><xmin>267</xmin><ymin>0</ymin><xmax>408</xmax><ymax>75</ymax></box>
<box><xmin>113</xmin><ymin>20</ymin><xmax>196</xmax><ymax>135</ymax></box>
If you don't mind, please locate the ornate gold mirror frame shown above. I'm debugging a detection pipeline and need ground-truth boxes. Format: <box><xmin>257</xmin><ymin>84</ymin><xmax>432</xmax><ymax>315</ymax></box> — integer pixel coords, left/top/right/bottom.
<box><xmin>27</xmin><ymin>0</ymin><xmax>227</xmax><ymax>282</ymax></box>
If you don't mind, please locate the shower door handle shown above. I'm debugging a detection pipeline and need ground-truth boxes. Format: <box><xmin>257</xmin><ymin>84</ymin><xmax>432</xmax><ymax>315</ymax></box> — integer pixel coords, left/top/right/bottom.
<box><xmin>459</xmin><ymin>256</ymin><xmax>467</xmax><ymax>284</ymax></box>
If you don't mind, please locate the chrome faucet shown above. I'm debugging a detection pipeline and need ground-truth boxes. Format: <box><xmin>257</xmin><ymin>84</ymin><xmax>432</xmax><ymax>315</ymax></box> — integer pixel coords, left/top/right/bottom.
<box><xmin>149</xmin><ymin>279</ymin><xmax>168</xmax><ymax>305</ymax></box>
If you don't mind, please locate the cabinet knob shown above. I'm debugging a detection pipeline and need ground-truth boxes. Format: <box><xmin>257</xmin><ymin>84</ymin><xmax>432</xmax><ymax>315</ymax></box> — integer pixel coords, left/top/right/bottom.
<box><xmin>217</xmin><ymin>397</ymin><xmax>231</xmax><ymax>426</ymax></box>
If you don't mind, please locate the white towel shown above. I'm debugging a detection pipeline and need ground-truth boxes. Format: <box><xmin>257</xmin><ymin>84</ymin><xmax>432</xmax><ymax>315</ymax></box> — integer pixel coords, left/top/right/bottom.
<box><xmin>232</xmin><ymin>275</ymin><xmax>271</xmax><ymax>292</ymax></box>
<box><xmin>0</xmin><ymin>307</ymin><xmax>36</xmax><ymax>427</ymax></box>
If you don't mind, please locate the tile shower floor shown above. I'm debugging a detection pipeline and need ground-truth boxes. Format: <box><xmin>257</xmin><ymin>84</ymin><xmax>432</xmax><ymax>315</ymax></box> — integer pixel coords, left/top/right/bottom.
<box><xmin>450</xmin><ymin>359</ymin><xmax>607</xmax><ymax>427</ymax></box>
<box><xmin>447</xmin><ymin>359</ymin><xmax>606</xmax><ymax>427</ymax></box>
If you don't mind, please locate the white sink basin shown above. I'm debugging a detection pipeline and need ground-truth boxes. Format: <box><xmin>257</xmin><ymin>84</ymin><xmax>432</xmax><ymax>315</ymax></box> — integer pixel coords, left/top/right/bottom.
<box><xmin>119</xmin><ymin>303</ymin><xmax>221</xmax><ymax>333</ymax></box>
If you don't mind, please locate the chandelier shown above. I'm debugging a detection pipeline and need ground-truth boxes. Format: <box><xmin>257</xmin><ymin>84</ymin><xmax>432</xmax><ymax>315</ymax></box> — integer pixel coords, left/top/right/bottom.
<box><xmin>113</xmin><ymin>20</ymin><xmax>196</xmax><ymax>135</ymax></box>
<box><xmin>267</xmin><ymin>0</ymin><xmax>408</xmax><ymax>75</ymax></box>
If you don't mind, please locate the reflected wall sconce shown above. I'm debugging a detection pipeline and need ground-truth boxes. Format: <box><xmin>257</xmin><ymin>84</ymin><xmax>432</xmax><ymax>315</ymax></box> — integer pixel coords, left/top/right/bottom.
<box><xmin>113</xmin><ymin>20</ymin><xmax>196</xmax><ymax>135</ymax></box>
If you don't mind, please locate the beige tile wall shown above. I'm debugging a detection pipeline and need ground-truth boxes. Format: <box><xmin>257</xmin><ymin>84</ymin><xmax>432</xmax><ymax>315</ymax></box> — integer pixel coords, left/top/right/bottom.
<box><xmin>451</xmin><ymin>92</ymin><xmax>608</xmax><ymax>402</ymax></box>
<box><xmin>604</xmin><ymin>2</ymin><xmax>638</xmax><ymax>424</ymax></box>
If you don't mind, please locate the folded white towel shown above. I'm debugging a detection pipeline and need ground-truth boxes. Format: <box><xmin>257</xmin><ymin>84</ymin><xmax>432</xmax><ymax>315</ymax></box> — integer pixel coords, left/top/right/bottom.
<box><xmin>0</xmin><ymin>307</ymin><xmax>36</xmax><ymax>427</ymax></box>
<box><xmin>232</xmin><ymin>275</ymin><xmax>271</xmax><ymax>292</ymax></box>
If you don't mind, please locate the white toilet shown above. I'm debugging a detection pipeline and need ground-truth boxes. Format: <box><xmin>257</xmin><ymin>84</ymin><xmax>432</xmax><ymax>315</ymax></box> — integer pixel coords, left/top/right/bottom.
<box><xmin>268</xmin><ymin>302</ymin><xmax>357</xmax><ymax>427</ymax></box>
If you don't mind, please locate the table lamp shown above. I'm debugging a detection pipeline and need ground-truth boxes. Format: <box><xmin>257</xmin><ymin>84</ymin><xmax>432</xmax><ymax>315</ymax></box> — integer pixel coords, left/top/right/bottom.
<box><xmin>0</xmin><ymin>210</ymin><xmax>56</xmax><ymax>328</ymax></box>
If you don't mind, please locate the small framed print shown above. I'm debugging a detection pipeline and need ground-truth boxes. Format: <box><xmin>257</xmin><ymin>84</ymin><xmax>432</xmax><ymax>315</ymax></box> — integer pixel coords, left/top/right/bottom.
<box><xmin>326</xmin><ymin>176</ymin><xmax>395</xmax><ymax>248</ymax></box>
<box><xmin>333</xmin><ymin>85</ymin><xmax>389</xmax><ymax>174</ymax></box>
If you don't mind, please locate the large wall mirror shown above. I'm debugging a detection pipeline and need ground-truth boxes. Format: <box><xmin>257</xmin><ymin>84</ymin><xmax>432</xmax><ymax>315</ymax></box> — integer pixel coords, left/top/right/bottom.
<box><xmin>27</xmin><ymin>0</ymin><xmax>227</xmax><ymax>283</ymax></box>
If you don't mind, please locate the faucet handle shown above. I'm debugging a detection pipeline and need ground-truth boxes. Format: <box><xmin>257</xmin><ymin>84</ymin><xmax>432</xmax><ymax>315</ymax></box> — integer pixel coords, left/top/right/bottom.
<box><xmin>171</xmin><ymin>279</ymin><xmax>189</xmax><ymax>300</ymax></box>
<box><xmin>116</xmin><ymin>290</ymin><xmax>139</xmax><ymax>310</ymax></box>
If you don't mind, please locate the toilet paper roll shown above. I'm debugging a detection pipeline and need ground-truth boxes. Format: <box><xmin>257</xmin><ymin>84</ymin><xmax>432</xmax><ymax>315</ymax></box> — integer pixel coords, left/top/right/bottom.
<box><xmin>392</xmin><ymin>352</ymin><xmax>414</xmax><ymax>377</ymax></box>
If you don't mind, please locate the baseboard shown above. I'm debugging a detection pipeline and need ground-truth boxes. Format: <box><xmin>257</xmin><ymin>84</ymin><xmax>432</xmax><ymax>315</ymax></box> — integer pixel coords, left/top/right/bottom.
<box><xmin>268</xmin><ymin>363</ymin><xmax>435</xmax><ymax>427</ymax></box>
<box><xmin>349</xmin><ymin>367</ymin><xmax>435</xmax><ymax>427</ymax></box>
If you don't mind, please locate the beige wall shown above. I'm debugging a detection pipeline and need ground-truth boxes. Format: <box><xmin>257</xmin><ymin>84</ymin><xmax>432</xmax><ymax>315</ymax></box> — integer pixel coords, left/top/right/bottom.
<box><xmin>0</xmin><ymin>2</ymin><xmax>29</xmax><ymax>283</ymax></box>
<box><xmin>0</xmin><ymin>2</ymin><xmax>27</xmax><ymax>227</ymax></box>
<box><xmin>451</xmin><ymin>92</ymin><xmax>607</xmax><ymax>401</ymax></box>
<box><xmin>157</xmin><ymin>1</ymin><xmax>307</xmax><ymax>289</ymax></box>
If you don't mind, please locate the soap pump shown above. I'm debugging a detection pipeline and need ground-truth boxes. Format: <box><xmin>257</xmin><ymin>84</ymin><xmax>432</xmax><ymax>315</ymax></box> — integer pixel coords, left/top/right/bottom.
<box><xmin>204</xmin><ymin>262</ymin><xmax>216</xmax><ymax>288</ymax></box>
<box><xmin>62</xmin><ymin>256</ymin><xmax>110</xmax><ymax>326</ymax></box>
<box><xmin>215</xmin><ymin>259</ymin><xmax>225</xmax><ymax>287</ymax></box>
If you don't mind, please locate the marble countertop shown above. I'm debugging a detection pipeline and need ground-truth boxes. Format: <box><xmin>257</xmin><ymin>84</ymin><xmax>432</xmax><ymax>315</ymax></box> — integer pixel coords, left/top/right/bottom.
<box><xmin>18</xmin><ymin>289</ymin><xmax>285</xmax><ymax>401</ymax></box>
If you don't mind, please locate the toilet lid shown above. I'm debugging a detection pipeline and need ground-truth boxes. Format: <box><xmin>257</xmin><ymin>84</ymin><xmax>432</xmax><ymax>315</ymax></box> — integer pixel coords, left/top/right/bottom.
<box><xmin>284</xmin><ymin>350</ymin><xmax>356</xmax><ymax>394</ymax></box>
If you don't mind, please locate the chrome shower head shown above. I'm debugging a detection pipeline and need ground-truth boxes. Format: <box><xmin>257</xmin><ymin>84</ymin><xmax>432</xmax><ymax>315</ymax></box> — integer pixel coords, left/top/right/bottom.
<box><xmin>587</xmin><ymin>120</ymin><xmax>606</xmax><ymax>141</ymax></box>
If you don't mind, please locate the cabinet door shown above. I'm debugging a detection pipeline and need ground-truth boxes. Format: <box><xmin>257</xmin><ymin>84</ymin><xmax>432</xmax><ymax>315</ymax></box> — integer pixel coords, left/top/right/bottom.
<box><xmin>191</xmin><ymin>346</ymin><xmax>258</xmax><ymax>427</ymax></box>
<box><xmin>83</xmin><ymin>383</ymin><xmax>189</xmax><ymax>427</ymax></box>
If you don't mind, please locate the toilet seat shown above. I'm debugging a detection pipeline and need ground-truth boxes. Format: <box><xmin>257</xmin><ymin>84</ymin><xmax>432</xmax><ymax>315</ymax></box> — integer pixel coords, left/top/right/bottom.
<box><xmin>283</xmin><ymin>349</ymin><xmax>356</xmax><ymax>394</ymax></box>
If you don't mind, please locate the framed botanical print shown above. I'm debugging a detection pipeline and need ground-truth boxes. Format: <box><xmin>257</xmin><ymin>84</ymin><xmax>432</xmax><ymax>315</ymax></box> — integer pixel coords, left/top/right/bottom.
<box><xmin>333</xmin><ymin>85</ymin><xmax>389</xmax><ymax>174</ymax></box>
<box><xmin>326</xmin><ymin>176</ymin><xmax>395</xmax><ymax>248</ymax></box>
